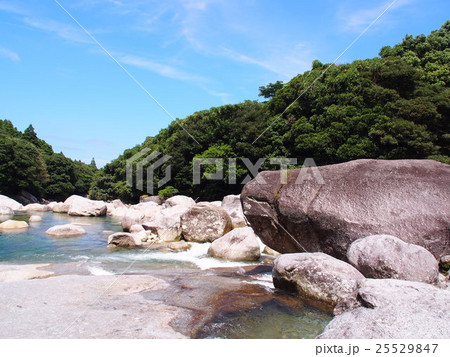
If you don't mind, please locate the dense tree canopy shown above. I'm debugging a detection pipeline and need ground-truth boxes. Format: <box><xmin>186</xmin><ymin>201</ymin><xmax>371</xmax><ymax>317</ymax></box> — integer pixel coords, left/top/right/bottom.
<box><xmin>88</xmin><ymin>21</ymin><xmax>449</xmax><ymax>202</ymax></box>
<box><xmin>2</xmin><ymin>22</ymin><xmax>448</xmax><ymax>203</ymax></box>
<box><xmin>0</xmin><ymin>120</ymin><xmax>98</xmax><ymax>201</ymax></box>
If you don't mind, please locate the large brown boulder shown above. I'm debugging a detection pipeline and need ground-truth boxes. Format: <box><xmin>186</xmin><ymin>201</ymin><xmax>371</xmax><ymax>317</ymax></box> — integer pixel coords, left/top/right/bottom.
<box><xmin>347</xmin><ymin>235</ymin><xmax>439</xmax><ymax>284</ymax></box>
<box><xmin>180</xmin><ymin>203</ymin><xmax>232</xmax><ymax>243</ymax></box>
<box><xmin>241</xmin><ymin>159</ymin><xmax>450</xmax><ymax>260</ymax></box>
<box><xmin>273</xmin><ymin>253</ymin><xmax>364</xmax><ymax>313</ymax></box>
<box><xmin>318</xmin><ymin>279</ymin><xmax>450</xmax><ymax>338</ymax></box>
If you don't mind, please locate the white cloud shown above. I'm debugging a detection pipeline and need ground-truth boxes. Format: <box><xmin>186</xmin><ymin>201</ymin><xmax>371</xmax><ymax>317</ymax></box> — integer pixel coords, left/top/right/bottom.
<box><xmin>339</xmin><ymin>0</ymin><xmax>415</xmax><ymax>32</ymax></box>
<box><xmin>119</xmin><ymin>54</ymin><xmax>207</xmax><ymax>82</ymax></box>
<box><xmin>23</xmin><ymin>17</ymin><xmax>92</xmax><ymax>44</ymax></box>
<box><xmin>0</xmin><ymin>46</ymin><xmax>20</xmax><ymax>61</ymax></box>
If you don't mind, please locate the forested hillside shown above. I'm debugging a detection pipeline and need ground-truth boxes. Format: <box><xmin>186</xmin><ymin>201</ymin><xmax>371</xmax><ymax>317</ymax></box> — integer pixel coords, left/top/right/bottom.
<box><xmin>0</xmin><ymin>120</ymin><xmax>98</xmax><ymax>201</ymax></box>
<box><xmin>89</xmin><ymin>21</ymin><xmax>449</xmax><ymax>202</ymax></box>
<box><xmin>2</xmin><ymin>22</ymin><xmax>448</xmax><ymax>203</ymax></box>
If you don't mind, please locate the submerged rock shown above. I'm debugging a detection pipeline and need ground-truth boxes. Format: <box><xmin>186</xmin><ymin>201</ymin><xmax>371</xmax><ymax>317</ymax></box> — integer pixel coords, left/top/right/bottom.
<box><xmin>242</xmin><ymin>159</ymin><xmax>450</xmax><ymax>259</ymax></box>
<box><xmin>347</xmin><ymin>235</ymin><xmax>439</xmax><ymax>284</ymax></box>
<box><xmin>0</xmin><ymin>220</ymin><xmax>28</xmax><ymax>230</ymax></box>
<box><xmin>318</xmin><ymin>279</ymin><xmax>450</xmax><ymax>338</ymax></box>
<box><xmin>181</xmin><ymin>203</ymin><xmax>232</xmax><ymax>243</ymax></box>
<box><xmin>208</xmin><ymin>227</ymin><xmax>261</xmax><ymax>261</ymax></box>
<box><xmin>273</xmin><ymin>253</ymin><xmax>364</xmax><ymax>312</ymax></box>
<box><xmin>45</xmin><ymin>224</ymin><xmax>86</xmax><ymax>237</ymax></box>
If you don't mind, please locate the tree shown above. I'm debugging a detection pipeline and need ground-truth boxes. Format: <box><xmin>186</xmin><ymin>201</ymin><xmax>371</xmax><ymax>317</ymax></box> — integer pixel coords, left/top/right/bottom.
<box><xmin>258</xmin><ymin>81</ymin><xmax>284</xmax><ymax>99</ymax></box>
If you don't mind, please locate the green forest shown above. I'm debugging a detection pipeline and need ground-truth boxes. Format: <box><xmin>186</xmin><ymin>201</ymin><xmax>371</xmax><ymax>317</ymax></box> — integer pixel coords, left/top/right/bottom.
<box><xmin>1</xmin><ymin>21</ymin><xmax>449</xmax><ymax>202</ymax></box>
<box><xmin>0</xmin><ymin>121</ymin><xmax>98</xmax><ymax>201</ymax></box>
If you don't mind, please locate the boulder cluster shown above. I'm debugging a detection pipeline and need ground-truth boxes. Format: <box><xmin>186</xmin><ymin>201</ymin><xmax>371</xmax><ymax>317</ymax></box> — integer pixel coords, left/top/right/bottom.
<box><xmin>242</xmin><ymin>159</ymin><xmax>450</xmax><ymax>338</ymax></box>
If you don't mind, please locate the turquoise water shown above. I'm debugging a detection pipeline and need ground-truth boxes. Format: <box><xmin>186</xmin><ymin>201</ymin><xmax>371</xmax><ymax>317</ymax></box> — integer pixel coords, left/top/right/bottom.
<box><xmin>0</xmin><ymin>212</ymin><xmax>263</xmax><ymax>273</ymax></box>
<box><xmin>0</xmin><ymin>211</ymin><xmax>332</xmax><ymax>338</ymax></box>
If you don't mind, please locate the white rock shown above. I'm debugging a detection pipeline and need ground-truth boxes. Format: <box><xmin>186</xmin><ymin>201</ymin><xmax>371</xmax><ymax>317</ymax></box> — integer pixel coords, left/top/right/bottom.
<box><xmin>66</xmin><ymin>196</ymin><xmax>107</xmax><ymax>217</ymax></box>
<box><xmin>29</xmin><ymin>215</ymin><xmax>42</xmax><ymax>223</ymax></box>
<box><xmin>0</xmin><ymin>195</ymin><xmax>23</xmax><ymax>211</ymax></box>
<box><xmin>0</xmin><ymin>220</ymin><xmax>29</xmax><ymax>230</ymax></box>
<box><xmin>0</xmin><ymin>206</ymin><xmax>14</xmax><ymax>216</ymax></box>
<box><xmin>45</xmin><ymin>224</ymin><xmax>86</xmax><ymax>237</ymax></box>
<box><xmin>163</xmin><ymin>195</ymin><xmax>195</xmax><ymax>209</ymax></box>
<box><xmin>208</xmin><ymin>227</ymin><xmax>261</xmax><ymax>261</ymax></box>
<box><xmin>142</xmin><ymin>205</ymin><xmax>190</xmax><ymax>242</ymax></box>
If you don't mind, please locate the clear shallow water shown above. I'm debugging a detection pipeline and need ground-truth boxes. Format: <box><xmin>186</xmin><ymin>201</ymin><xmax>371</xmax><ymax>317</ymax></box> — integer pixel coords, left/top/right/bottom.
<box><xmin>0</xmin><ymin>212</ymin><xmax>256</xmax><ymax>273</ymax></box>
<box><xmin>199</xmin><ymin>300</ymin><xmax>332</xmax><ymax>339</ymax></box>
<box><xmin>0</xmin><ymin>211</ymin><xmax>332</xmax><ymax>338</ymax></box>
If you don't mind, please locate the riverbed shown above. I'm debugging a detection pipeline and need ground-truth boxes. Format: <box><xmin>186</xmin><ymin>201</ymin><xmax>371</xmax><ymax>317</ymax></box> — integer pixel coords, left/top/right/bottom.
<box><xmin>0</xmin><ymin>212</ymin><xmax>332</xmax><ymax>338</ymax></box>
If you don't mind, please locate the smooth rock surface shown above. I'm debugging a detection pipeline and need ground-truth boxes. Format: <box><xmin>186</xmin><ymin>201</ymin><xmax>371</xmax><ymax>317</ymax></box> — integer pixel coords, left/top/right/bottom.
<box><xmin>142</xmin><ymin>205</ymin><xmax>189</xmax><ymax>242</ymax></box>
<box><xmin>66</xmin><ymin>196</ymin><xmax>107</xmax><ymax>217</ymax></box>
<box><xmin>0</xmin><ymin>220</ymin><xmax>28</xmax><ymax>230</ymax></box>
<box><xmin>242</xmin><ymin>159</ymin><xmax>450</xmax><ymax>259</ymax></box>
<box><xmin>29</xmin><ymin>215</ymin><xmax>42</xmax><ymax>223</ymax></box>
<box><xmin>181</xmin><ymin>203</ymin><xmax>232</xmax><ymax>243</ymax></box>
<box><xmin>0</xmin><ymin>195</ymin><xmax>23</xmax><ymax>211</ymax></box>
<box><xmin>0</xmin><ymin>206</ymin><xmax>14</xmax><ymax>216</ymax></box>
<box><xmin>319</xmin><ymin>279</ymin><xmax>450</xmax><ymax>338</ymax></box>
<box><xmin>221</xmin><ymin>194</ymin><xmax>247</xmax><ymax>228</ymax></box>
<box><xmin>45</xmin><ymin>224</ymin><xmax>86</xmax><ymax>237</ymax></box>
<box><xmin>121</xmin><ymin>209</ymin><xmax>145</xmax><ymax>232</ymax></box>
<box><xmin>21</xmin><ymin>203</ymin><xmax>50</xmax><ymax>212</ymax></box>
<box><xmin>163</xmin><ymin>195</ymin><xmax>195</xmax><ymax>209</ymax></box>
<box><xmin>208</xmin><ymin>227</ymin><xmax>261</xmax><ymax>261</ymax></box>
<box><xmin>52</xmin><ymin>202</ymin><xmax>69</xmax><ymax>213</ymax></box>
<box><xmin>273</xmin><ymin>253</ymin><xmax>365</xmax><ymax>312</ymax></box>
<box><xmin>0</xmin><ymin>264</ymin><xmax>53</xmax><ymax>282</ymax></box>
<box><xmin>347</xmin><ymin>235</ymin><xmax>439</xmax><ymax>284</ymax></box>
<box><xmin>107</xmin><ymin>232</ymin><xmax>142</xmax><ymax>247</ymax></box>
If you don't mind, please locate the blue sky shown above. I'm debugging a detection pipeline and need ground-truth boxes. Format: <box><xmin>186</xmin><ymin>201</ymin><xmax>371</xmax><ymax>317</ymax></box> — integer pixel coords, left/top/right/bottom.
<box><xmin>0</xmin><ymin>0</ymin><xmax>448</xmax><ymax>166</ymax></box>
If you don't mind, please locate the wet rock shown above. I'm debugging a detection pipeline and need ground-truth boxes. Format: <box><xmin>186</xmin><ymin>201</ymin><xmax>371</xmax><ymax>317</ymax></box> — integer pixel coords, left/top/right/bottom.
<box><xmin>347</xmin><ymin>235</ymin><xmax>439</xmax><ymax>284</ymax></box>
<box><xmin>273</xmin><ymin>253</ymin><xmax>364</xmax><ymax>312</ymax></box>
<box><xmin>221</xmin><ymin>194</ymin><xmax>247</xmax><ymax>228</ymax></box>
<box><xmin>208</xmin><ymin>227</ymin><xmax>261</xmax><ymax>261</ymax></box>
<box><xmin>0</xmin><ymin>220</ymin><xmax>28</xmax><ymax>231</ymax></box>
<box><xmin>318</xmin><ymin>279</ymin><xmax>450</xmax><ymax>338</ymax></box>
<box><xmin>107</xmin><ymin>232</ymin><xmax>142</xmax><ymax>248</ymax></box>
<box><xmin>45</xmin><ymin>224</ymin><xmax>86</xmax><ymax>237</ymax></box>
<box><xmin>181</xmin><ymin>203</ymin><xmax>232</xmax><ymax>243</ymax></box>
<box><xmin>263</xmin><ymin>245</ymin><xmax>281</xmax><ymax>257</ymax></box>
<box><xmin>166</xmin><ymin>241</ymin><xmax>192</xmax><ymax>252</ymax></box>
<box><xmin>242</xmin><ymin>159</ymin><xmax>450</xmax><ymax>259</ymax></box>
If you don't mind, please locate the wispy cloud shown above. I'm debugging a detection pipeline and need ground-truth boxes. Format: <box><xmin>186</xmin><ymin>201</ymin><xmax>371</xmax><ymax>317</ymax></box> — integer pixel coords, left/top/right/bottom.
<box><xmin>0</xmin><ymin>46</ymin><xmax>20</xmax><ymax>61</ymax></box>
<box><xmin>339</xmin><ymin>0</ymin><xmax>415</xmax><ymax>32</ymax></box>
<box><xmin>0</xmin><ymin>0</ymin><xmax>28</xmax><ymax>15</ymax></box>
<box><xmin>119</xmin><ymin>54</ymin><xmax>207</xmax><ymax>82</ymax></box>
<box><xmin>23</xmin><ymin>17</ymin><xmax>92</xmax><ymax>44</ymax></box>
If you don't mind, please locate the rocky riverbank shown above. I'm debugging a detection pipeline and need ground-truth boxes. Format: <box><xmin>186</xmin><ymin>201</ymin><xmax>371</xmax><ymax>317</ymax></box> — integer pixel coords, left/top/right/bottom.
<box><xmin>1</xmin><ymin>158</ymin><xmax>450</xmax><ymax>338</ymax></box>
